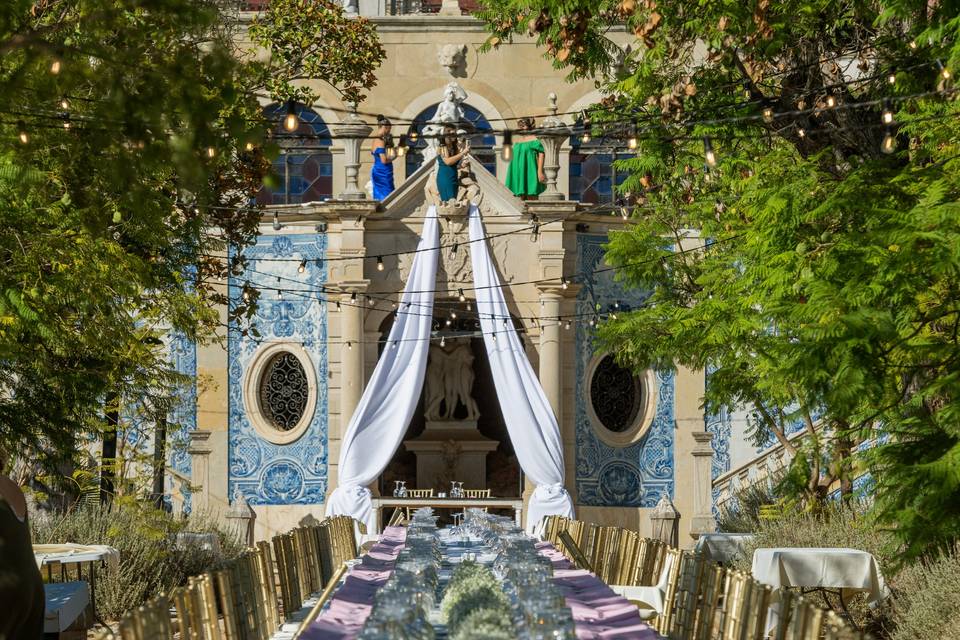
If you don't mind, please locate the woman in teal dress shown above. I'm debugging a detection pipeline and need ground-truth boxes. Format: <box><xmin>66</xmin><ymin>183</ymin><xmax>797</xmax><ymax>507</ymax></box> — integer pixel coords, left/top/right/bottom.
<box><xmin>436</xmin><ymin>124</ymin><xmax>470</xmax><ymax>202</ymax></box>
<box><xmin>505</xmin><ymin>117</ymin><xmax>546</xmax><ymax>199</ymax></box>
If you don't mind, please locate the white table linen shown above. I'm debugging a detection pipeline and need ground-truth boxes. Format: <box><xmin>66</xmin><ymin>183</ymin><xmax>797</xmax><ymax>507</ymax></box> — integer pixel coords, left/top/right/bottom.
<box><xmin>34</xmin><ymin>543</ymin><xmax>120</xmax><ymax>572</ymax></box>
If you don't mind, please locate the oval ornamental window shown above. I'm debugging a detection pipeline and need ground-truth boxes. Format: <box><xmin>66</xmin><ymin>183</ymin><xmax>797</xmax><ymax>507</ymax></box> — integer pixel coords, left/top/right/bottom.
<box><xmin>590</xmin><ymin>354</ymin><xmax>643</xmax><ymax>433</ymax></box>
<box><xmin>258</xmin><ymin>352</ymin><xmax>309</xmax><ymax>431</ymax></box>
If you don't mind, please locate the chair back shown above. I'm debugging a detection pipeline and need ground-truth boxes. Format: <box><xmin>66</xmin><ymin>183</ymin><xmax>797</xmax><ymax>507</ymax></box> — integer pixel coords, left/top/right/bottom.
<box><xmin>118</xmin><ymin>594</ymin><xmax>174</xmax><ymax>640</ymax></box>
<box><xmin>462</xmin><ymin>488</ymin><xmax>491</xmax><ymax>498</ymax></box>
<box><xmin>654</xmin><ymin>548</ymin><xmax>685</xmax><ymax>634</ymax></box>
<box><xmin>405</xmin><ymin>488</ymin><xmax>434</xmax><ymax>498</ymax></box>
<box><xmin>558</xmin><ymin>529</ymin><xmax>594</xmax><ymax>573</ymax></box>
<box><xmin>637</xmin><ymin>538</ymin><xmax>668</xmax><ymax>585</ymax></box>
<box><xmin>272</xmin><ymin>532</ymin><xmax>303</xmax><ymax>618</ymax></box>
<box><xmin>611</xmin><ymin>529</ymin><xmax>640</xmax><ymax>585</ymax></box>
<box><xmin>669</xmin><ymin>551</ymin><xmax>706</xmax><ymax>639</ymax></box>
<box><xmin>719</xmin><ymin>569</ymin><xmax>771</xmax><ymax>640</ymax></box>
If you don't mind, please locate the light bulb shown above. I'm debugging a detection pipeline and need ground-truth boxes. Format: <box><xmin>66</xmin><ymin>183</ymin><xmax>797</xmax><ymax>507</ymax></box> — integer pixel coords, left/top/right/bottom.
<box><xmin>451</xmin><ymin>311</ymin><xmax>457</xmax><ymax>319</ymax></box>
<box><xmin>825</xmin><ymin>95</ymin><xmax>836</xmax><ymax>108</ymax></box>
<box><xmin>283</xmin><ymin>100</ymin><xmax>299</xmax><ymax>132</ymax></box>
<box><xmin>376</xmin><ymin>256</ymin><xmax>384</xmax><ymax>271</ymax></box>
<box><xmin>206</xmin><ymin>147</ymin><xmax>216</xmax><ymax>158</ymax></box>
<box><xmin>882</xmin><ymin>107</ymin><xmax>894</xmax><ymax>125</ymax></box>
<box><xmin>17</xmin><ymin>121</ymin><xmax>28</xmax><ymax>145</ymax></box>
<box><xmin>627</xmin><ymin>124</ymin><xmax>638</xmax><ymax>150</ymax></box>
<box><xmin>409</xmin><ymin>130</ymin><xmax>419</xmax><ymax>143</ymax></box>
<box><xmin>397</xmin><ymin>135</ymin><xmax>408</xmax><ymax>157</ymax></box>
<box><xmin>797</xmin><ymin>127</ymin><xmax>806</xmax><ymax>139</ymax></box>
<box><xmin>561</xmin><ymin>277</ymin><xmax>568</xmax><ymax>290</ymax></box>
<box><xmin>62</xmin><ymin>116</ymin><xmax>70</xmax><ymax>130</ymax></box>
<box><xmin>564</xmin><ymin>320</ymin><xmax>571</xmax><ymax>330</ymax></box>
<box><xmin>762</xmin><ymin>107</ymin><xmax>774</xmax><ymax>123</ymax></box>
<box><xmin>887</xmin><ymin>71</ymin><xmax>897</xmax><ymax>85</ymax></box>
<box><xmin>245</xmin><ymin>142</ymin><xmax>255</xmax><ymax>151</ymax></box>
<box><xmin>492</xmin><ymin>333</ymin><xmax>498</xmax><ymax>342</ymax></box>
<box><xmin>50</xmin><ymin>58</ymin><xmax>62</xmax><ymax>75</ymax></box>
<box><xmin>60</xmin><ymin>97</ymin><xmax>70</xmax><ymax>110</ymax></box>
<box><xmin>347</xmin><ymin>341</ymin><xmax>352</xmax><ymax>350</ymax></box>
<box><xmin>589</xmin><ymin>317</ymin><xmax>596</xmax><ymax>327</ymax></box>
<box><xmin>445</xmin><ymin>318</ymin><xmax>452</xmax><ymax>326</ymax></box>
<box><xmin>336</xmin><ymin>300</ymin><xmax>341</xmax><ymax>311</ymax></box>
<box><xmin>501</xmin><ymin>130</ymin><xmax>513</xmax><ymax>161</ymax></box>
<box><xmin>440</xmin><ymin>336</ymin><xmax>446</xmax><ymax>347</ymax></box>
<box><xmin>703</xmin><ymin>136</ymin><xmax>717</xmax><ymax>167</ymax></box>
<box><xmin>277</xmin><ymin>289</ymin><xmax>282</xmax><ymax>299</ymax></box>
<box><xmin>298</xmin><ymin>260</ymin><xmax>306</xmax><ymax>274</ymax></box>
<box><xmin>350</xmin><ymin>292</ymin><xmax>357</xmax><ymax>302</ymax></box>
<box><xmin>881</xmin><ymin>129</ymin><xmax>896</xmax><ymax>154</ymax></box>
<box><xmin>581</xmin><ymin>129</ymin><xmax>591</xmax><ymax>144</ymax></box>
<box><xmin>458</xmin><ymin>288</ymin><xmax>466</xmax><ymax>302</ymax></box>
<box><xmin>909</xmin><ymin>40</ymin><xmax>917</xmax><ymax>50</ymax></box>
<box><xmin>243</xmin><ymin>289</ymin><xmax>251</xmax><ymax>302</ymax></box>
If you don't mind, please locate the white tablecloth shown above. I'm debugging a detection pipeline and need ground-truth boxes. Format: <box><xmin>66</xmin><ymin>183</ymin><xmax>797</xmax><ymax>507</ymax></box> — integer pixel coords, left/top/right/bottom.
<box><xmin>34</xmin><ymin>543</ymin><xmax>120</xmax><ymax>572</ymax></box>
<box><xmin>752</xmin><ymin>547</ymin><xmax>889</xmax><ymax>632</ymax></box>
<box><xmin>695</xmin><ymin>533</ymin><xmax>754</xmax><ymax>564</ymax></box>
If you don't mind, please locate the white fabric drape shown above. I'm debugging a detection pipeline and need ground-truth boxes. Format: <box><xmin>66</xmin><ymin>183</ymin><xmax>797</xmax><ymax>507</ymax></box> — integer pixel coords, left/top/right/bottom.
<box><xmin>468</xmin><ymin>203</ymin><xmax>575</xmax><ymax>533</ymax></box>
<box><xmin>325</xmin><ymin>206</ymin><xmax>440</xmax><ymax>534</ymax></box>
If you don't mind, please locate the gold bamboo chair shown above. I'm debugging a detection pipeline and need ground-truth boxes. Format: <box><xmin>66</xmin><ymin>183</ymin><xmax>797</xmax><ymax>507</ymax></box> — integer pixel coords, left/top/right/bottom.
<box><xmin>272</xmin><ymin>533</ymin><xmax>303</xmax><ymax>619</ymax></box>
<box><xmin>719</xmin><ymin>569</ymin><xmax>772</xmax><ymax>640</ymax></box>
<box><xmin>404</xmin><ymin>488</ymin><xmax>434</xmax><ymax>520</ymax></box>
<box><xmin>652</xmin><ymin>547</ymin><xmax>686</xmax><ymax>634</ymax></box>
<box><xmin>611</xmin><ymin>529</ymin><xmax>640</xmax><ymax>585</ymax></box>
<box><xmin>636</xmin><ymin>537</ymin><xmax>668</xmax><ymax>585</ymax></box>
<box><xmin>540</xmin><ymin>514</ymin><xmax>564</xmax><ymax>543</ymax></box>
<box><xmin>669</xmin><ymin>551</ymin><xmax>706</xmax><ymax>639</ymax></box>
<box><xmin>117</xmin><ymin>594</ymin><xmax>174</xmax><ymax>640</ymax></box>
<box><xmin>386</xmin><ymin>507</ymin><xmax>407</xmax><ymax>527</ymax></box>
<box><xmin>558</xmin><ymin>529</ymin><xmax>594</xmax><ymax>573</ymax></box>
<box><xmin>462</xmin><ymin>488</ymin><xmax>491</xmax><ymax>498</ymax></box>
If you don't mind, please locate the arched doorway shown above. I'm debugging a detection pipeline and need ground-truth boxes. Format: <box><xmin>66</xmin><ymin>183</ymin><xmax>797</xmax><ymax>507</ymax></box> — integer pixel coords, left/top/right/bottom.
<box><xmin>405</xmin><ymin>103</ymin><xmax>497</xmax><ymax>177</ymax></box>
<box><xmin>256</xmin><ymin>102</ymin><xmax>333</xmax><ymax>205</ymax></box>
<box><xmin>377</xmin><ymin>302</ymin><xmax>523</xmax><ymax>503</ymax></box>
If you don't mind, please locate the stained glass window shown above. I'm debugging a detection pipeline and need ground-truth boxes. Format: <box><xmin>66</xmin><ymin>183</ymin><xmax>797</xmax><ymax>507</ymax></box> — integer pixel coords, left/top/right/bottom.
<box><xmin>405</xmin><ymin>103</ymin><xmax>497</xmax><ymax>178</ymax></box>
<box><xmin>257</xmin><ymin>103</ymin><xmax>333</xmax><ymax>206</ymax></box>
<box><xmin>258</xmin><ymin>352</ymin><xmax>309</xmax><ymax>431</ymax></box>
<box><xmin>590</xmin><ymin>354</ymin><xmax>643</xmax><ymax>433</ymax></box>
<box><xmin>568</xmin><ymin>120</ymin><xmax>633</xmax><ymax>204</ymax></box>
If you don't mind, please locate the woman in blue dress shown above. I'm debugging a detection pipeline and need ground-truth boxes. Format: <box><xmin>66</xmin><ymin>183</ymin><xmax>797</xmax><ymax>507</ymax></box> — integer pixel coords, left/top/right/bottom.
<box><xmin>371</xmin><ymin>115</ymin><xmax>395</xmax><ymax>200</ymax></box>
<box><xmin>436</xmin><ymin>124</ymin><xmax>470</xmax><ymax>202</ymax></box>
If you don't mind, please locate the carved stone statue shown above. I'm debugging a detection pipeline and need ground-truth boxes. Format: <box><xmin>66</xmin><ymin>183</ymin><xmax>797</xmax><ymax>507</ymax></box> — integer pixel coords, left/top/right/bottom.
<box><xmin>424</xmin><ymin>341</ymin><xmax>480</xmax><ymax>420</ymax></box>
<box><xmin>437</xmin><ymin>44</ymin><xmax>468</xmax><ymax>77</ymax></box>
<box><xmin>421</xmin><ymin>82</ymin><xmax>468</xmax><ymax>168</ymax></box>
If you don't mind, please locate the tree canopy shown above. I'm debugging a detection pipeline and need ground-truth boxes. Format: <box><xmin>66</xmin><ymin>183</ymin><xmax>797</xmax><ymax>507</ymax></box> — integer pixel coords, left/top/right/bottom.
<box><xmin>0</xmin><ymin>0</ymin><xmax>383</xmax><ymax>472</ymax></box>
<box><xmin>477</xmin><ymin>0</ymin><xmax>960</xmax><ymax>559</ymax></box>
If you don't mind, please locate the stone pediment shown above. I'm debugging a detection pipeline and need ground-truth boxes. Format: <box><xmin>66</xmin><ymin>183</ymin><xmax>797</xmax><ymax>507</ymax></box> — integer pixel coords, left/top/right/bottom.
<box><xmin>378</xmin><ymin>154</ymin><xmax>525</xmax><ymax>221</ymax></box>
<box><xmin>381</xmin><ymin>155</ymin><xmax>527</xmax><ymax>289</ymax></box>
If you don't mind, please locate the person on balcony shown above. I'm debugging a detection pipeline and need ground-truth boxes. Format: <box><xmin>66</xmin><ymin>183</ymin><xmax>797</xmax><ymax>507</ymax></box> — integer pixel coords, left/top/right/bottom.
<box><xmin>505</xmin><ymin>117</ymin><xmax>546</xmax><ymax>199</ymax></box>
<box><xmin>371</xmin><ymin>115</ymin><xmax>395</xmax><ymax>201</ymax></box>
<box><xmin>437</xmin><ymin>123</ymin><xmax>470</xmax><ymax>203</ymax></box>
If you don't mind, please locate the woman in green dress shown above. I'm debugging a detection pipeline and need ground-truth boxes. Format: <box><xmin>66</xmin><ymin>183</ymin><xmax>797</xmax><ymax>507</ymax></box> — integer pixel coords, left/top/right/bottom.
<box><xmin>505</xmin><ymin>117</ymin><xmax>546</xmax><ymax>199</ymax></box>
<box><xmin>436</xmin><ymin>124</ymin><xmax>470</xmax><ymax>202</ymax></box>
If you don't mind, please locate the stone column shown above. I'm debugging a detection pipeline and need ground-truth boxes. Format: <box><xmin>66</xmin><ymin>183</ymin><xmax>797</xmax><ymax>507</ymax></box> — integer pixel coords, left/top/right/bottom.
<box><xmin>330</xmin><ymin>104</ymin><xmax>371</xmax><ymax>200</ymax></box>
<box><xmin>188</xmin><ymin>430</ymin><xmax>212</xmax><ymax>512</ymax></box>
<box><xmin>537</xmin><ymin>93</ymin><xmax>571</xmax><ymax>202</ymax></box>
<box><xmin>340</xmin><ymin>287</ymin><xmax>365</xmax><ymax>434</ymax></box>
<box><xmin>690</xmin><ymin>431</ymin><xmax>717</xmax><ymax>538</ymax></box>
<box><xmin>538</xmin><ymin>289</ymin><xmax>563</xmax><ymax>422</ymax></box>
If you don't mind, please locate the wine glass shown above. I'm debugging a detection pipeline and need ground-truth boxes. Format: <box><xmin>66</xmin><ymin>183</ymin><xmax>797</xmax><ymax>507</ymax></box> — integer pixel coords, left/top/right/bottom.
<box><xmin>393</xmin><ymin>480</ymin><xmax>402</xmax><ymax>497</ymax></box>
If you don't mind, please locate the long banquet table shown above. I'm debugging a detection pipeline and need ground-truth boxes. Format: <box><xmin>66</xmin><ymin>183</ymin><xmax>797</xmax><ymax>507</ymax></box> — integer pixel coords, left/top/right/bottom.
<box><xmin>300</xmin><ymin>525</ymin><xmax>658</xmax><ymax>640</ymax></box>
<box><xmin>370</xmin><ymin>497</ymin><xmax>525</xmax><ymax>531</ymax></box>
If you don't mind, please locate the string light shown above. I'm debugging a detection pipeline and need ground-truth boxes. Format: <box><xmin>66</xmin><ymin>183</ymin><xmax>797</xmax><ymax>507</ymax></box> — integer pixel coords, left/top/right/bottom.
<box><xmin>242</xmin><ymin>285</ymin><xmax>252</xmax><ymax>302</ymax></box>
<box><xmin>936</xmin><ymin>59</ymin><xmax>950</xmax><ymax>80</ymax></box>
<box><xmin>283</xmin><ymin>100</ymin><xmax>299</xmax><ymax>132</ymax></box>
<box><xmin>445</xmin><ymin>317</ymin><xmax>452</xmax><ymax>326</ymax></box>
<box><xmin>451</xmin><ymin>311</ymin><xmax>457</xmax><ymax>319</ymax></box>
<box><xmin>245</xmin><ymin>142</ymin><xmax>255</xmax><ymax>151</ymax></box>
<box><xmin>561</xmin><ymin>277</ymin><xmax>569</xmax><ymax>290</ymax></box>
<box><xmin>909</xmin><ymin>40</ymin><xmax>918</xmax><ymax>50</ymax></box>
<box><xmin>440</xmin><ymin>336</ymin><xmax>446</xmax><ymax>347</ymax></box>
<box><xmin>466</xmin><ymin>301</ymin><xmax>472</xmax><ymax>311</ymax></box>
<box><xmin>703</xmin><ymin>136</ymin><xmax>717</xmax><ymax>167</ymax></box>
<box><xmin>397</xmin><ymin>135</ymin><xmax>408</xmax><ymax>157</ymax></box>
<box><xmin>881</xmin><ymin>128</ymin><xmax>896</xmax><ymax>154</ymax></box>
<box><xmin>797</xmin><ymin>127</ymin><xmax>806</xmax><ymax>139</ymax></box>
<box><xmin>59</xmin><ymin>97</ymin><xmax>70</xmax><ymax>110</ymax></box>
<box><xmin>206</xmin><ymin>147</ymin><xmax>216</xmax><ymax>158</ymax></box>
<box><xmin>887</xmin><ymin>69</ymin><xmax>897</xmax><ymax>85</ymax></box>
<box><xmin>458</xmin><ymin>288</ymin><xmax>466</xmax><ymax>302</ymax></box>
<box><xmin>408</xmin><ymin>129</ymin><xmax>419</xmax><ymax>144</ymax></box>
<box><xmin>501</xmin><ymin>130</ymin><xmax>513</xmax><ymax>161</ymax></box>
<box><xmin>50</xmin><ymin>58</ymin><xmax>62</xmax><ymax>75</ymax></box>
<box><xmin>564</xmin><ymin>320</ymin><xmax>571</xmax><ymax>330</ymax></box>
<box><xmin>741</xmin><ymin>80</ymin><xmax>751</xmax><ymax>100</ymax></box>
<box><xmin>627</xmin><ymin>123</ymin><xmax>638</xmax><ymax>150</ymax></box>
<box><xmin>581</xmin><ymin>111</ymin><xmax>592</xmax><ymax>144</ymax></box>
<box><xmin>376</xmin><ymin>256</ymin><xmax>384</xmax><ymax>271</ymax></box>
<box><xmin>347</xmin><ymin>341</ymin><xmax>352</xmax><ymax>350</ymax></box>
<box><xmin>824</xmin><ymin>94</ymin><xmax>837</xmax><ymax>108</ymax></box>
<box><xmin>336</xmin><ymin>300</ymin><xmax>341</xmax><ymax>311</ymax></box>
<box><xmin>62</xmin><ymin>114</ymin><xmax>70</xmax><ymax>130</ymax></box>
<box><xmin>298</xmin><ymin>259</ymin><xmax>307</xmax><ymax>274</ymax></box>
<box><xmin>762</xmin><ymin>106</ymin><xmax>774</xmax><ymax>123</ymax></box>
<box><xmin>881</xmin><ymin>101</ymin><xmax>894</xmax><ymax>125</ymax></box>
<box><xmin>350</xmin><ymin>292</ymin><xmax>357</xmax><ymax>302</ymax></box>
<box><xmin>17</xmin><ymin>120</ymin><xmax>28</xmax><ymax>145</ymax></box>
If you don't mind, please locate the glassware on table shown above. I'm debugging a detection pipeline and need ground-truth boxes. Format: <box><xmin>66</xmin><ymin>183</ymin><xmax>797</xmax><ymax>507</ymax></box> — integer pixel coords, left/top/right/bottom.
<box><xmin>393</xmin><ymin>480</ymin><xmax>402</xmax><ymax>497</ymax></box>
<box><xmin>398</xmin><ymin>480</ymin><xmax>407</xmax><ymax>497</ymax></box>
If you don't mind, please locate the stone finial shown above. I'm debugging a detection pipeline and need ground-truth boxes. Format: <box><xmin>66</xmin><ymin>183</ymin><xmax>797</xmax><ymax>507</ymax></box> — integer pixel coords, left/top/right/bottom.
<box><xmin>536</xmin><ymin>92</ymin><xmax>570</xmax><ymax>201</ymax></box>
<box><xmin>650</xmin><ymin>493</ymin><xmax>680</xmax><ymax>547</ymax></box>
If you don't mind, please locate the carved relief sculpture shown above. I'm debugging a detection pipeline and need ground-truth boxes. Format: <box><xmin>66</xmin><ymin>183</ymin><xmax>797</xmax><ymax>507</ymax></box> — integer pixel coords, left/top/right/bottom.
<box><xmin>437</xmin><ymin>44</ymin><xmax>468</xmax><ymax>77</ymax></box>
<box><xmin>424</xmin><ymin>342</ymin><xmax>480</xmax><ymax>420</ymax></box>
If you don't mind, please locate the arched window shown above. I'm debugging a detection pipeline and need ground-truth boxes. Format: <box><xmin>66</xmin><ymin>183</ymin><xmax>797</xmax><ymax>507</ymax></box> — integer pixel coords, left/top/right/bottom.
<box><xmin>405</xmin><ymin>103</ymin><xmax>497</xmax><ymax>178</ymax></box>
<box><xmin>568</xmin><ymin>121</ymin><xmax>633</xmax><ymax>204</ymax></box>
<box><xmin>256</xmin><ymin>103</ymin><xmax>333</xmax><ymax>206</ymax></box>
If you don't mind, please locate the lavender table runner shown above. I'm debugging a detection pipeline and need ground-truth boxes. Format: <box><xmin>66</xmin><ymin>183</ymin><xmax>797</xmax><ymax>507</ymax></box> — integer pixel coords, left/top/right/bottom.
<box><xmin>300</xmin><ymin>526</ymin><xmax>408</xmax><ymax>640</ymax></box>
<box><xmin>537</xmin><ymin>541</ymin><xmax>660</xmax><ymax>640</ymax></box>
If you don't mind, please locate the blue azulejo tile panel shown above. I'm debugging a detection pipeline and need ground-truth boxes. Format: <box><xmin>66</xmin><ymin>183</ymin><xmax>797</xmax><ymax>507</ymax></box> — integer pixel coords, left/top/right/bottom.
<box><xmin>168</xmin><ymin>330</ymin><xmax>198</xmax><ymax>513</ymax></box>
<box><xmin>228</xmin><ymin>233</ymin><xmax>329</xmax><ymax>505</ymax></box>
<box><xmin>575</xmin><ymin>235</ymin><xmax>675</xmax><ymax>507</ymax></box>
